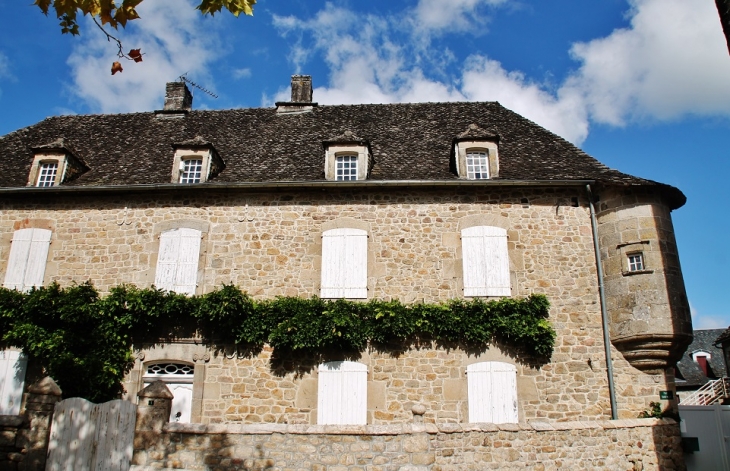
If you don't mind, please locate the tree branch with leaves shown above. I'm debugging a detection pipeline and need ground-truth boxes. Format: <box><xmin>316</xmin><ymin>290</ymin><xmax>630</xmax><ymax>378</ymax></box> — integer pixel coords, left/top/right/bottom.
<box><xmin>34</xmin><ymin>0</ymin><xmax>256</xmax><ymax>74</ymax></box>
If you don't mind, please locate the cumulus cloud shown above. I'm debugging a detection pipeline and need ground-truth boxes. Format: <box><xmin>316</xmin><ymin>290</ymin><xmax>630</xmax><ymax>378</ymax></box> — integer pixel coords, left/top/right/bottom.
<box><xmin>67</xmin><ymin>0</ymin><xmax>222</xmax><ymax>113</ymax></box>
<box><xmin>690</xmin><ymin>303</ymin><xmax>728</xmax><ymax>330</ymax></box>
<box><xmin>563</xmin><ymin>0</ymin><xmax>730</xmax><ymax>126</ymax></box>
<box><xmin>411</xmin><ymin>0</ymin><xmax>507</xmax><ymax>35</ymax></box>
<box><xmin>233</xmin><ymin>68</ymin><xmax>252</xmax><ymax>80</ymax></box>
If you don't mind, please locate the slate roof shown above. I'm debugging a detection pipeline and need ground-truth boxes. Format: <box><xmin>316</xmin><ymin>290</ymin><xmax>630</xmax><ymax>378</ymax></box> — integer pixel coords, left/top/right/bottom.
<box><xmin>0</xmin><ymin>98</ymin><xmax>685</xmax><ymax>207</ymax></box>
<box><xmin>675</xmin><ymin>329</ymin><xmax>728</xmax><ymax>389</ymax></box>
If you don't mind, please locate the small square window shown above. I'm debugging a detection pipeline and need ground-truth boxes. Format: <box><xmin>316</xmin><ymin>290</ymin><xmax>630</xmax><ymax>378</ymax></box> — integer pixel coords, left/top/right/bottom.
<box><xmin>36</xmin><ymin>162</ymin><xmax>58</xmax><ymax>187</ymax></box>
<box><xmin>627</xmin><ymin>253</ymin><xmax>644</xmax><ymax>272</ymax></box>
<box><xmin>179</xmin><ymin>159</ymin><xmax>203</xmax><ymax>184</ymax></box>
<box><xmin>466</xmin><ymin>151</ymin><xmax>489</xmax><ymax>179</ymax></box>
<box><xmin>335</xmin><ymin>155</ymin><xmax>358</xmax><ymax>181</ymax></box>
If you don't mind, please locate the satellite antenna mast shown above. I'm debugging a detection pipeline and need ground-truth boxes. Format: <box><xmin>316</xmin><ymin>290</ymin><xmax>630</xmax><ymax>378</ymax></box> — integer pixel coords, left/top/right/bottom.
<box><xmin>178</xmin><ymin>73</ymin><xmax>218</xmax><ymax>99</ymax></box>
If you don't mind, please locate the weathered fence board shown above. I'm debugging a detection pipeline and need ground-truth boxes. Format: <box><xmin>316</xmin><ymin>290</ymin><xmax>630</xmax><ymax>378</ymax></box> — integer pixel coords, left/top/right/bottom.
<box><xmin>46</xmin><ymin>397</ymin><xmax>136</xmax><ymax>471</ymax></box>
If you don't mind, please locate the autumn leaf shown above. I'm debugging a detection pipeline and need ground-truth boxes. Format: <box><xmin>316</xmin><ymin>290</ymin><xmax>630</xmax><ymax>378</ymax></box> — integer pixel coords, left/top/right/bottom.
<box><xmin>111</xmin><ymin>61</ymin><xmax>123</xmax><ymax>75</ymax></box>
<box><xmin>128</xmin><ymin>49</ymin><xmax>143</xmax><ymax>62</ymax></box>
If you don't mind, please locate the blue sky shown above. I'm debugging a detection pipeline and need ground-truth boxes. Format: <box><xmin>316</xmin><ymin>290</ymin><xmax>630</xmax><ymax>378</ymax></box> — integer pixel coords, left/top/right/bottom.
<box><xmin>0</xmin><ymin>0</ymin><xmax>729</xmax><ymax>329</ymax></box>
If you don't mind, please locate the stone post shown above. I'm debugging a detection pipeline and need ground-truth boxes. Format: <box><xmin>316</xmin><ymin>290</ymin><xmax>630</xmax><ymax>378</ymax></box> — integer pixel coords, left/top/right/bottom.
<box><xmin>18</xmin><ymin>376</ymin><xmax>62</xmax><ymax>471</ymax></box>
<box><xmin>135</xmin><ymin>381</ymin><xmax>173</xmax><ymax>433</ymax></box>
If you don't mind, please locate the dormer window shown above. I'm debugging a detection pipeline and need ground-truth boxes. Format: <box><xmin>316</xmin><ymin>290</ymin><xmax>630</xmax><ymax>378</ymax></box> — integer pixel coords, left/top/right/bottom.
<box><xmin>323</xmin><ymin>131</ymin><xmax>372</xmax><ymax>181</ymax></box>
<box><xmin>466</xmin><ymin>150</ymin><xmax>490</xmax><ymax>180</ymax></box>
<box><xmin>28</xmin><ymin>139</ymin><xmax>89</xmax><ymax>188</ymax></box>
<box><xmin>453</xmin><ymin>124</ymin><xmax>499</xmax><ymax>180</ymax></box>
<box><xmin>36</xmin><ymin>162</ymin><xmax>59</xmax><ymax>187</ymax></box>
<box><xmin>179</xmin><ymin>158</ymin><xmax>203</xmax><ymax>184</ymax></box>
<box><xmin>335</xmin><ymin>154</ymin><xmax>358</xmax><ymax>181</ymax></box>
<box><xmin>171</xmin><ymin>138</ymin><xmax>224</xmax><ymax>184</ymax></box>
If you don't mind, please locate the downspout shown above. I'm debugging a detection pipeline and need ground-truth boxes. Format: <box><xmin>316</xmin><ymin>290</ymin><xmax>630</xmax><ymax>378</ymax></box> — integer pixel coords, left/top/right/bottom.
<box><xmin>586</xmin><ymin>184</ymin><xmax>618</xmax><ymax>420</ymax></box>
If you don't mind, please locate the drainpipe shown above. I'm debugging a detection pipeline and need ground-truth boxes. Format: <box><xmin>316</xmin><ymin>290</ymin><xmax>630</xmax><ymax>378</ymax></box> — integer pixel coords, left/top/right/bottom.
<box><xmin>586</xmin><ymin>184</ymin><xmax>618</xmax><ymax>420</ymax></box>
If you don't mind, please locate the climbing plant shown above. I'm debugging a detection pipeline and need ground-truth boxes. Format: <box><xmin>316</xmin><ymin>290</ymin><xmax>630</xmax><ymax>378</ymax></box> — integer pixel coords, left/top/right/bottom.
<box><xmin>0</xmin><ymin>282</ymin><xmax>555</xmax><ymax>402</ymax></box>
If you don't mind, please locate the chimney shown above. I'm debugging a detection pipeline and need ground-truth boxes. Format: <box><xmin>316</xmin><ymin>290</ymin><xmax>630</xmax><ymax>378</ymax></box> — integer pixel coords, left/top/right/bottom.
<box><xmin>276</xmin><ymin>75</ymin><xmax>317</xmax><ymax>115</ymax></box>
<box><xmin>164</xmin><ymin>82</ymin><xmax>193</xmax><ymax>111</ymax></box>
<box><xmin>290</xmin><ymin>75</ymin><xmax>313</xmax><ymax>103</ymax></box>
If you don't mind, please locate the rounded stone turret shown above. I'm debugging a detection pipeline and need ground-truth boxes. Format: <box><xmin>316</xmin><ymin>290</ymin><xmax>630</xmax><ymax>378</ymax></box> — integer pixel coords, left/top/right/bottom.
<box><xmin>596</xmin><ymin>187</ymin><xmax>692</xmax><ymax>371</ymax></box>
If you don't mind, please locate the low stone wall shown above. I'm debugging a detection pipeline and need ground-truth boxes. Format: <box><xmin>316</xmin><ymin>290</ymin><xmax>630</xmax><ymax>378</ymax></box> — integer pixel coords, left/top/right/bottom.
<box><xmin>130</xmin><ymin>418</ymin><xmax>684</xmax><ymax>471</ymax></box>
<box><xmin>0</xmin><ymin>415</ymin><xmax>24</xmax><ymax>471</ymax></box>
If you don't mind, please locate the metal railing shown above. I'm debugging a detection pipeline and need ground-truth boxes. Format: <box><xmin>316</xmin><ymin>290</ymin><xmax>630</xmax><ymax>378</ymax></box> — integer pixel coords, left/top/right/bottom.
<box><xmin>680</xmin><ymin>378</ymin><xmax>730</xmax><ymax>406</ymax></box>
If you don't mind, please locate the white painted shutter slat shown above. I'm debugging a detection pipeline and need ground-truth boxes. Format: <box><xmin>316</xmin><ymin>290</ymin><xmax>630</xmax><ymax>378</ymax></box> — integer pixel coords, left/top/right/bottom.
<box><xmin>0</xmin><ymin>350</ymin><xmax>27</xmax><ymax>415</ymax></box>
<box><xmin>467</xmin><ymin>361</ymin><xmax>518</xmax><ymax>424</ymax></box>
<box><xmin>155</xmin><ymin>230</ymin><xmax>180</xmax><ymax>292</ymax></box>
<box><xmin>155</xmin><ymin>228</ymin><xmax>201</xmax><ymax>295</ymax></box>
<box><xmin>321</xmin><ymin>228</ymin><xmax>367</xmax><ymax>299</ymax></box>
<box><xmin>317</xmin><ymin>361</ymin><xmax>367</xmax><ymax>425</ymax></box>
<box><xmin>175</xmin><ymin>228</ymin><xmax>201</xmax><ymax>295</ymax></box>
<box><xmin>462</xmin><ymin>226</ymin><xmax>510</xmax><ymax>297</ymax></box>
<box><xmin>3</xmin><ymin>229</ymin><xmax>33</xmax><ymax>290</ymax></box>
<box><xmin>24</xmin><ymin>229</ymin><xmax>52</xmax><ymax>290</ymax></box>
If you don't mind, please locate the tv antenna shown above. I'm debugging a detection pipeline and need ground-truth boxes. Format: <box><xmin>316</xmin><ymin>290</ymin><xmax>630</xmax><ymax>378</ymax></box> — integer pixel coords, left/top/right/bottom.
<box><xmin>178</xmin><ymin>73</ymin><xmax>218</xmax><ymax>99</ymax></box>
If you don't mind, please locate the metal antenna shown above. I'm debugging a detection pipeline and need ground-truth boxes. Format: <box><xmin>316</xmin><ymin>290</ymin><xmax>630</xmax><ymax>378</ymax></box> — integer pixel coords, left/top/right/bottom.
<box><xmin>178</xmin><ymin>73</ymin><xmax>218</xmax><ymax>99</ymax></box>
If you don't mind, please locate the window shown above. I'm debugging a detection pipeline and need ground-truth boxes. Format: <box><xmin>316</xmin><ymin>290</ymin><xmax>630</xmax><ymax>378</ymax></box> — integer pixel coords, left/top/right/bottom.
<box><xmin>143</xmin><ymin>362</ymin><xmax>194</xmax><ymax>423</ymax></box>
<box><xmin>467</xmin><ymin>361</ymin><xmax>518</xmax><ymax>423</ymax></box>
<box><xmin>627</xmin><ymin>253</ymin><xmax>644</xmax><ymax>272</ymax></box>
<box><xmin>461</xmin><ymin>225</ymin><xmax>510</xmax><ymax>297</ymax></box>
<box><xmin>3</xmin><ymin>228</ymin><xmax>52</xmax><ymax>292</ymax></box>
<box><xmin>36</xmin><ymin>162</ymin><xmax>58</xmax><ymax>187</ymax></box>
<box><xmin>170</xmin><ymin>141</ymin><xmax>225</xmax><ymax>184</ymax></box>
<box><xmin>335</xmin><ymin>155</ymin><xmax>358</xmax><ymax>181</ymax></box>
<box><xmin>323</xmin><ymin>133</ymin><xmax>372</xmax><ymax>181</ymax></box>
<box><xmin>465</xmin><ymin>150</ymin><xmax>489</xmax><ymax>179</ymax></box>
<box><xmin>317</xmin><ymin>361</ymin><xmax>367</xmax><ymax>425</ymax></box>
<box><xmin>0</xmin><ymin>350</ymin><xmax>27</xmax><ymax>415</ymax></box>
<box><xmin>321</xmin><ymin>228</ymin><xmax>368</xmax><ymax>298</ymax></box>
<box><xmin>179</xmin><ymin>158</ymin><xmax>203</xmax><ymax>184</ymax></box>
<box><xmin>154</xmin><ymin>228</ymin><xmax>202</xmax><ymax>295</ymax></box>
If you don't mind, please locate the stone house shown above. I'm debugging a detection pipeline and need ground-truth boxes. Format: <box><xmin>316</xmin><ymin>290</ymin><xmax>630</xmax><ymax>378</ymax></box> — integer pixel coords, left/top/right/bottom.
<box><xmin>0</xmin><ymin>75</ymin><xmax>692</xmax><ymax>429</ymax></box>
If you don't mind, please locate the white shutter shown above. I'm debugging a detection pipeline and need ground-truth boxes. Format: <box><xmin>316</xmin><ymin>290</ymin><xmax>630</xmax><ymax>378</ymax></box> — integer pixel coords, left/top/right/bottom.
<box><xmin>462</xmin><ymin>226</ymin><xmax>510</xmax><ymax>296</ymax></box>
<box><xmin>155</xmin><ymin>228</ymin><xmax>201</xmax><ymax>295</ymax></box>
<box><xmin>467</xmin><ymin>361</ymin><xmax>518</xmax><ymax>424</ymax></box>
<box><xmin>0</xmin><ymin>350</ymin><xmax>28</xmax><ymax>415</ymax></box>
<box><xmin>317</xmin><ymin>361</ymin><xmax>367</xmax><ymax>425</ymax></box>
<box><xmin>4</xmin><ymin>228</ymin><xmax>51</xmax><ymax>291</ymax></box>
<box><xmin>321</xmin><ymin>228</ymin><xmax>367</xmax><ymax>298</ymax></box>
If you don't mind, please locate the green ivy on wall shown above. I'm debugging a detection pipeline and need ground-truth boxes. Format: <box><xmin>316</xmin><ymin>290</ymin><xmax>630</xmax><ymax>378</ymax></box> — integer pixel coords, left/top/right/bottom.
<box><xmin>0</xmin><ymin>283</ymin><xmax>555</xmax><ymax>402</ymax></box>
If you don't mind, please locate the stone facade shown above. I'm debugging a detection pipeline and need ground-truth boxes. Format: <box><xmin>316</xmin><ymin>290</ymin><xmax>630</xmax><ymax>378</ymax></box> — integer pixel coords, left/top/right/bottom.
<box><xmin>128</xmin><ymin>419</ymin><xmax>684</xmax><ymax>471</ymax></box>
<box><xmin>0</xmin><ymin>185</ymin><xmax>680</xmax><ymax>422</ymax></box>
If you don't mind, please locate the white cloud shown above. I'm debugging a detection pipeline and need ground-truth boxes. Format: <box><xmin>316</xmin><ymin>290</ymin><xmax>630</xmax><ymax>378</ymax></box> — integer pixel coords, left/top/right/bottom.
<box><xmin>690</xmin><ymin>303</ymin><xmax>729</xmax><ymax>330</ymax></box>
<box><xmin>563</xmin><ymin>0</ymin><xmax>730</xmax><ymax>126</ymax></box>
<box><xmin>66</xmin><ymin>0</ymin><xmax>222</xmax><ymax>113</ymax></box>
<box><xmin>411</xmin><ymin>0</ymin><xmax>507</xmax><ymax>35</ymax></box>
<box><xmin>233</xmin><ymin>68</ymin><xmax>251</xmax><ymax>80</ymax></box>
<box><xmin>0</xmin><ymin>51</ymin><xmax>9</xmax><ymax>78</ymax></box>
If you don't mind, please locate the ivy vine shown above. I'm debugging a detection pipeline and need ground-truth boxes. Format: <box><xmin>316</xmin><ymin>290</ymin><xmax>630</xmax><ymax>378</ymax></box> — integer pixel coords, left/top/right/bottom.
<box><xmin>0</xmin><ymin>283</ymin><xmax>555</xmax><ymax>402</ymax></box>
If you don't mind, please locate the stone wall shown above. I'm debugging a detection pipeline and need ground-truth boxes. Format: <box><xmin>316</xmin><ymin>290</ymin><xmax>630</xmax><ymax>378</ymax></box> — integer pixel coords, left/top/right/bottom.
<box><xmin>1</xmin><ymin>186</ymin><xmax>680</xmax><ymax>420</ymax></box>
<box><xmin>128</xmin><ymin>419</ymin><xmax>685</xmax><ymax>471</ymax></box>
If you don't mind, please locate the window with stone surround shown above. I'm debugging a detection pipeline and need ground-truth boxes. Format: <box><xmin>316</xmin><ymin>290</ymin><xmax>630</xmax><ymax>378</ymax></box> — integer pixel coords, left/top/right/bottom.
<box><xmin>154</xmin><ymin>228</ymin><xmax>201</xmax><ymax>295</ymax></box>
<box><xmin>317</xmin><ymin>361</ymin><xmax>367</xmax><ymax>425</ymax></box>
<box><xmin>323</xmin><ymin>132</ymin><xmax>371</xmax><ymax>181</ymax></box>
<box><xmin>627</xmin><ymin>252</ymin><xmax>644</xmax><ymax>272</ymax></box>
<box><xmin>143</xmin><ymin>362</ymin><xmax>194</xmax><ymax>423</ymax></box>
<box><xmin>467</xmin><ymin>361</ymin><xmax>518</xmax><ymax>423</ymax></box>
<box><xmin>454</xmin><ymin>140</ymin><xmax>499</xmax><ymax>180</ymax></box>
<box><xmin>335</xmin><ymin>154</ymin><xmax>358</xmax><ymax>181</ymax></box>
<box><xmin>171</xmin><ymin>140</ymin><xmax>224</xmax><ymax>184</ymax></box>
<box><xmin>465</xmin><ymin>150</ymin><xmax>490</xmax><ymax>179</ymax></box>
<box><xmin>179</xmin><ymin>158</ymin><xmax>203</xmax><ymax>183</ymax></box>
<box><xmin>320</xmin><ymin>227</ymin><xmax>368</xmax><ymax>299</ymax></box>
<box><xmin>461</xmin><ymin>225</ymin><xmax>510</xmax><ymax>297</ymax></box>
<box><xmin>36</xmin><ymin>162</ymin><xmax>58</xmax><ymax>187</ymax></box>
<box><xmin>3</xmin><ymin>228</ymin><xmax>52</xmax><ymax>292</ymax></box>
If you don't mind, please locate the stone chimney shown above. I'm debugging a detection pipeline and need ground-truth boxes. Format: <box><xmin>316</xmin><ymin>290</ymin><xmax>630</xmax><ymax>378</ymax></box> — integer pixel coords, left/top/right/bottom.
<box><xmin>164</xmin><ymin>82</ymin><xmax>193</xmax><ymax>111</ymax></box>
<box><xmin>276</xmin><ymin>75</ymin><xmax>317</xmax><ymax>114</ymax></box>
<box><xmin>290</xmin><ymin>75</ymin><xmax>313</xmax><ymax>103</ymax></box>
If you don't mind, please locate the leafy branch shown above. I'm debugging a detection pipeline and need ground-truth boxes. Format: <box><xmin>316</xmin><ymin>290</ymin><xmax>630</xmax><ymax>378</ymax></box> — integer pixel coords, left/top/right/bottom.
<box><xmin>0</xmin><ymin>282</ymin><xmax>555</xmax><ymax>402</ymax></box>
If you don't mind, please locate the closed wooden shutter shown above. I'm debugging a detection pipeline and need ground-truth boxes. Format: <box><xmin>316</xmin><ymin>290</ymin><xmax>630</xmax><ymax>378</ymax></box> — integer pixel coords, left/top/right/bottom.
<box><xmin>317</xmin><ymin>361</ymin><xmax>367</xmax><ymax>425</ymax></box>
<box><xmin>155</xmin><ymin>228</ymin><xmax>201</xmax><ymax>295</ymax></box>
<box><xmin>461</xmin><ymin>226</ymin><xmax>510</xmax><ymax>296</ymax></box>
<box><xmin>3</xmin><ymin>228</ymin><xmax>52</xmax><ymax>291</ymax></box>
<box><xmin>321</xmin><ymin>228</ymin><xmax>367</xmax><ymax>298</ymax></box>
<box><xmin>467</xmin><ymin>361</ymin><xmax>518</xmax><ymax>423</ymax></box>
<box><xmin>0</xmin><ymin>350</ymin><xmax>28</xmax><ymax>415</ymax></box>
